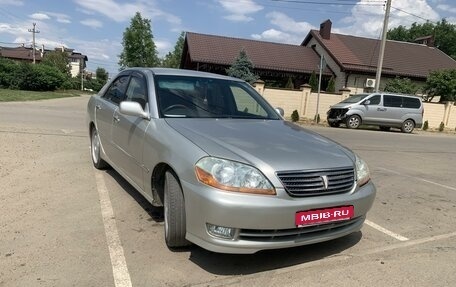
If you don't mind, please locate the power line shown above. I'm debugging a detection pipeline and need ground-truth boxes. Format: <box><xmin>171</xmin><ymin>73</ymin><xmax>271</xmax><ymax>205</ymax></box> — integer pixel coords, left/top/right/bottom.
<box><xmin>271</xmin><ymin>0</ymin><xmax>385</xmax><ymax>6</ymax></box>
<box><xmin>391</xmin><ymin>6</ymin><xmax>437</xmax><ymax>24</ymax></box>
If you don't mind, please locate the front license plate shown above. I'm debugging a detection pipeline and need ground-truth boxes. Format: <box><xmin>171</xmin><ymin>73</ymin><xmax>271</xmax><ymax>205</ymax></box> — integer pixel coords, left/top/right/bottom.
<box><xmin>295</xmin><ymin>206</ymin><xmax>354</xmax><ymax>227</ymax></box>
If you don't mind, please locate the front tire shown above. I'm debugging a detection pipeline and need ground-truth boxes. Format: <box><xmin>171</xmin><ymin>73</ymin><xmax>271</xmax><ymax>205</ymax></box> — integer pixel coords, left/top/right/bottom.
<box><xmin>346</xmin><ymin>115</ymin><xmax>361</xmax><ymax>129</ymax></box>
<box><xmin>164</xmin><ymin>171</ymin><xmax>190</xmax><ymax>248</ymax></box>
<box><xmin>90</xmin><ymin>127</ymin><xmax>109</xmax><ymax>169</ymax></box>
<box><xmin>401</xmin><ymin>119</ymin><xmax>415</xmax><ymax>133</ymax></box>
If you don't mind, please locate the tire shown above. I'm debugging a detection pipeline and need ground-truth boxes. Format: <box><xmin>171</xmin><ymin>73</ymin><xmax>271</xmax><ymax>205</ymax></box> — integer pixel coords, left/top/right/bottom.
<box><xmin>401</xmin><ymin>119</ymin><xmax>415</xmax><ymax>133</ymax></box>
<box><xmin>379</xmin><ymin>126</ymin><xmax>391</xmax><ymax>131</ymax></box>
<box><xmin>346</xmin><ymin>115</ymin><xmax>361</xmax><ymax>129</ymax></box>
<box><xmin>90</xmin><ymin>127</ymin><xmax>109</xmax><ymax>169</ymax></box>
<box><xmin>329</xmin><ymin>122</ymin><xmax>340</xmax><ymax>128</ymax></box>
<box><xmin>164</xmin><ymin>171</ymin><xmax>190</xmax><ymax>248</ymax></box>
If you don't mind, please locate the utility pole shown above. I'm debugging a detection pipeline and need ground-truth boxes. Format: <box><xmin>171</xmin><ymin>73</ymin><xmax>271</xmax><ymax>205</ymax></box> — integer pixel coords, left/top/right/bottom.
<box><xmin>374</xmin><ymin>0</ymin><xmax>392</xmax><ymax>92</ymax></box>
<box><xmin>28</xmin><ymin>23</ymin><xmax>40</xmax><ymax>64</ymax></box>
<box><xmin>316</xmin><ymin>54</ymin><xmax>325</xmax><ymax>122</ymax></box>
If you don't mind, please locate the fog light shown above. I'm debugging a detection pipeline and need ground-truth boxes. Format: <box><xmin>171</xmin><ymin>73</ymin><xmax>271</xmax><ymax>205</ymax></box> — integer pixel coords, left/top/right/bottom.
<box><xmin>206</xmin><ymin>223</ymin><xmax>236</xmax><ymax>239</ymax></box>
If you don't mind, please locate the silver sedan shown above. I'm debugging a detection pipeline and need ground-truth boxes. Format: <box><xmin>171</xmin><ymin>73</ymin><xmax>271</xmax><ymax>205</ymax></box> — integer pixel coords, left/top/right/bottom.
<box><xmin>87</xmin><ymin>68</ymin><xmax>376</xmax><ymax>254</ymax></box>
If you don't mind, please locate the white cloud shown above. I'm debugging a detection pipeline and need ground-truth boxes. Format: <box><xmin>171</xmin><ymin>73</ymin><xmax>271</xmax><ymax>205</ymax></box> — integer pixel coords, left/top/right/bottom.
<box><xmin>46</xmin><ymin>12</ymin><xmax>72</xmax><ymax>24</ymax></box>
<box><xmin>437</xmin><ymin>4</ymin><xmax>456</xmax><ymax>13</ymax></box>
<box><xmin>338</xmin><ymin>0</ymin><xmax>440</xmax><ymax>38</ymax></box>
<box><xmin>80</xmin><ymin>18</ymin><xmax>103</xmax><ymax>28</ymax></box>
<box><xmin>29</xmin><ymin>13</ymin><xmax>50</xmax><ymax>20</ymax></box>
<box><xmin>74</xmin><ymin>0</ymin><xmax>181</xmax><ymax>25</ymax></box>
<box><xmin>217</xmin><ymin>0</ymin><xmax>263</xmax><ymax>22</ymax></box>
<box><xmin>251</xmin><ymin>12</ymin><xmax>314</xmax><ymax>44</ymax></box>
<box><xmin>155</xmin><ymin>40</ymin><xmax>172</xmax><ymax>57</ymax></box>
<box><xmin>0</xmin><ymin>0</ymin><xmax>23</xmax><ymax>5</ymax></box>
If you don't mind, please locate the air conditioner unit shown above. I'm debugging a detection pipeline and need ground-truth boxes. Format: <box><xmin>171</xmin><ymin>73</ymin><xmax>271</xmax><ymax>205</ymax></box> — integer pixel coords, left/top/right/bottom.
<box><xmin>365</xmin><ymin>78</ymin><xmax>376</xmax><ymax>88</ymax></box>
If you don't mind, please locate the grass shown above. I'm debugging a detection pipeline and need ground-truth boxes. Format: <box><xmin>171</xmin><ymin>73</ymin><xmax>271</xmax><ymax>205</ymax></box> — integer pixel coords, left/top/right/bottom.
<box><xmin>0</xmin><ymin>88</ymin><xmax>83</xmax><ymax>102</ymax></box>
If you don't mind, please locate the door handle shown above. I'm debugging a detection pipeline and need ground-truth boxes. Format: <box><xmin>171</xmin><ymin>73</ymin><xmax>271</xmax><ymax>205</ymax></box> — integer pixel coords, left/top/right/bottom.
<box><xmin>95</xmin><ymin>105</ymin><xmax>102</xmax><ymax>110</ymax></box>
<box><xmin>377</xmin><ymin>108</ymin><xmax>387</xmax><ymax>112</ymax></box>
<box><xmin>113</xmin><ymin>115</ymin><xmax>120</xmax><ymax>123</ymax></box>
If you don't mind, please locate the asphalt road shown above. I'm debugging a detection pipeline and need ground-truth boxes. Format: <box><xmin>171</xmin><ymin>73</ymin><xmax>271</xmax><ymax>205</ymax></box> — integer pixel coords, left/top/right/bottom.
<box><xmin>1</xmin><ymin>96</ymin><xmax>455</xmax><ymax>287</ymax></box>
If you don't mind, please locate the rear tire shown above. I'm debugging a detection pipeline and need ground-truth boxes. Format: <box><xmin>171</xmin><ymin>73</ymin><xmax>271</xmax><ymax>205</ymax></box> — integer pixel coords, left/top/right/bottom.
<box><xmin>90</xmin><ymin>127</ymin><xmax>109</xmax><ymax>169</ymax></box>
<box><xmin>401</xmin><ymin>119</ymin><xmax>415</xmax><ymax>133</ymax></box>
<box><xmin>346</xmin><ymin>115</ymin><xmax>361</xmax><ymax>129</ymax></box>
<box><xmin>164</xmin><ymin>171</ymin><xmax>190</xmax><ymax>248</ymax></box>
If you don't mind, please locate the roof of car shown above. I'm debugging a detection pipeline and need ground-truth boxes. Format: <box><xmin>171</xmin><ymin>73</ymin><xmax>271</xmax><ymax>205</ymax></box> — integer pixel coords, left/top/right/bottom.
<box><xmin>122</xmin><ymin>67</ymin><xmax>244</xmax><ymax>82</ymax></box>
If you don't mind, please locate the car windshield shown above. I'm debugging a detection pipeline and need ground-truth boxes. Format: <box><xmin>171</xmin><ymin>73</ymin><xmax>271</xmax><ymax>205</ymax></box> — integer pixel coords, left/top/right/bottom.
<box><xmin>340</xmin><ymin>94</ymin><xmax>370</xmax><ymax>103</ymax></box>
<box><xmin>155</xmin><ymin>75</ymin><xmax>280</xmax><ymax>119</ymax></box>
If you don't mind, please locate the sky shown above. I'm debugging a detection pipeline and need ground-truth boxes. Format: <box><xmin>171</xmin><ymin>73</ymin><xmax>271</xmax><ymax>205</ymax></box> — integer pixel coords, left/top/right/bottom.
<box><xmin>1</xmin><ymin>0</ymin><xmax>455</xmax><ymax>76</ymax></box>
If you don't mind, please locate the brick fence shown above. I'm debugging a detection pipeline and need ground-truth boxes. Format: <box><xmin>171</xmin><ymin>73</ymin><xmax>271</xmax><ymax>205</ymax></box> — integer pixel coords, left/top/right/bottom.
<box><xmin>253</xmin><ymin>81</ymin><xmax>456</xmax><ymax>129</ymax></box>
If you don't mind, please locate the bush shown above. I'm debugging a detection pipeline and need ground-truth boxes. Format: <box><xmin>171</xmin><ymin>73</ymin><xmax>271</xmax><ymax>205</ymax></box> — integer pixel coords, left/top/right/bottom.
<box><xmin>439</xmin><ymin>122</ymin><xmax>445</xmax><ymax>132</ymax></box>
<box><xmin>422</xmin><ymin>120</ymin><xmax>429</xmax><ymax>130</ymax></box>
<box><xmin>314</xmin><ymin>114</ymin><xmax>321</xmax><ymax>123</ymax></box>
<box><xmin>291</xmin><ymin>110</ymin><xmax>299</xmax><ymax>122</ymax></box>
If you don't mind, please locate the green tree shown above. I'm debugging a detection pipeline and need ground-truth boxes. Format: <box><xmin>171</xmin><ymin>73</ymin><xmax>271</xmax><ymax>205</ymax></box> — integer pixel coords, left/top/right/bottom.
<box><xmin>309</xmin><ymin>71</ymin><xmax>318</xmax><ymax>92</ymax></box>
<box><xmin>226</xmin><ymin>49</ymin><xmax>258</xmax><ymax>84</ymax></box>
<box><xmin>161</xmin><ymin>32</ymin><xmax>185</xmax><ymax>68</ymax></box>
<box><xmin>95</xmin><ymin>67</ymin><xmax>109</xmax><ymax>84</ymax></box>
<box><xmin>41</xmin><ymin>51</ymin><xmax>71</xmax><ymax>76</ymax></box>
<box><xmin>327</xmin><ymin>76</ymin><xmax>335</xmax><ymax>93</ymax></box>
<box><xmin>384</xmin><ymin>77</ymin><xmax>419</xmax><ymax>94</ymax></box>
<box><xmin>119</xmin><ymin>12</ymin><xmax>160</xmax><ymax>69</ymax></box>
<box><xmin>387</xmin><ymin>19</ymin><xmax>456</xmax><ymax>60</ymax></box>
<box><xmin>424</xmin><ymin>69</ymin><xmax>456</xmax><ymax>102</ymax></box>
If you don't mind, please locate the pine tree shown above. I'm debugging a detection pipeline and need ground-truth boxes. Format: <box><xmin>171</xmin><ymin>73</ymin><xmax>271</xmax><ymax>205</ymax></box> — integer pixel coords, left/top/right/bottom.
<box><xmin>119</xmin><ymin>12</ymin><xmax>159</xmax><ymax>69</ymax></box>
<box><xmin>309</xmin><ymin>71</ymin><xmax>318</xmax><ymax>92</ymax></box>
<box><xmin>226</xmin><ymin>49</ymin><xmax>258</xmax><ymax>84</ymax></box>
<box><xmin>161</xmin><ymin>32</ymin><xmax>185</xmax><ymax>68</ymax></box>
<box><xmin>327</xmin><ymin>76</ymin><xmax>335</xmax><ymax>93</ymax></box>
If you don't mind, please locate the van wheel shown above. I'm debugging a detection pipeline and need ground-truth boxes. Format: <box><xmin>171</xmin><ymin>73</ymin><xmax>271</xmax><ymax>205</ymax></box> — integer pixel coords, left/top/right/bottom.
<box><xmin>164</xmin><ymin>171</ymin><xmax>190</xmax><ymax>248</ymax></box>
<box><xmin>346</xmin><ymin>115</ymin><xmax>361</xmax><ymax>129</ymax></box>
<box><xmin>401</xmin><ymin>119</ymin><xmax>415</xmax><ymax>133</ymax></box>
<box><xmin>379</xmin><ymin>126</ymin><xmax>391</xmax><ymax>132</ymax></box>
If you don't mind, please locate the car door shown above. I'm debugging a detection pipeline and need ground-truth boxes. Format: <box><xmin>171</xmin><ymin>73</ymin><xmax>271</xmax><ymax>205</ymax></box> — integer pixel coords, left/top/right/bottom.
<box><xmin>361</xmin><ymin>94</ymin><xmax>381</xmax><ymax>124</ymax></box>
<box><xmin>95</xmin><ymin>74</ymin><xmax>130</xmax><ymax>160</ymax></box>
<box><xmin>382</xmin><ymin>94</ymin><xmax>404</xmax><ymax>125</ymax></box>
<box><xmin>111</xmin><ymin>73</ymin><xmax>149</xmax><ymax>190</ymax></box>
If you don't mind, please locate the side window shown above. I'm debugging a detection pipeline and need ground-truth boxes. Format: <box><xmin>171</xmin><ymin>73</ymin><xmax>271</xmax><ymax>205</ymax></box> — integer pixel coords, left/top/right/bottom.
<box><xmin>402</xmin><ymin>97</ymin><xmax>421</xmax><ymax>109</ymax></box>
<box><xmin>230</xmin><ymin>86</ymin><xmax>268</xmax><ymax>117</ymax></box>
<box><xmin>383</xmin><ymin>95</ymin><xmax>402</xmax><ymax>108</ymax></box>
<box><xmin>367</xmin><ymin>95</ymin><xmax>380</xmax><ymax>105</ymax></box>
<box><xmin>103</xmin><ymin>75</ymin><xmax>129</xmax><ymax>105</ymax></box>
<box><xmin>125</xmin><ymin>76</ymin><xmax>147</xmax><ymax>109</ymax></box>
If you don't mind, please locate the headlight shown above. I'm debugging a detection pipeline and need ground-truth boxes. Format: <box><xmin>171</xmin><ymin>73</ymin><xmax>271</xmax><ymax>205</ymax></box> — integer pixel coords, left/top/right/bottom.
<box><xmin>355</xmin><ymin>154</ymin><xmax>370</xmax><ymax>187</ymax></box>
<box><xmin>195</xmin><ymin>157</ymin><xmax>275</xmax><ymax>195</ymax></box>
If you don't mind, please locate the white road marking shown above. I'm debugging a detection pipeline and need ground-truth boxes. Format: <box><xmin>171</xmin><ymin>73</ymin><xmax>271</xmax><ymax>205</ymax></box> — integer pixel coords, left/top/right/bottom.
<box><xmin>94</xmin><ymin>171</ymin><xmax>133</xmax><ymax>287</ymax></box>
<box><xmin>365</xmin><ymin>220</ymin><xmax>409</xmax><ymax>241</ymax></box>
<box><xmin>377</xmin><ymin>167</ymin><xmax>456</xmax><ymax>191</ymax></box>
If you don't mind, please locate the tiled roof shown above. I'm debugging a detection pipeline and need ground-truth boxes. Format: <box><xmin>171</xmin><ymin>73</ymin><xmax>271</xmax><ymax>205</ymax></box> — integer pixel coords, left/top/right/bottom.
<box><xmin>185</xmin><ymin>32</ymin><xmax>332</xmax><ymax>75</ymax></box>
<box><xmin>303</xmin><ymin>30</ymin><xmax>456</xmax><ymax>79</ymax></box>
<box><xmin>0</xmin><ymin>47</ymin><xmax>43</xmax><ymax>61</ymax></box>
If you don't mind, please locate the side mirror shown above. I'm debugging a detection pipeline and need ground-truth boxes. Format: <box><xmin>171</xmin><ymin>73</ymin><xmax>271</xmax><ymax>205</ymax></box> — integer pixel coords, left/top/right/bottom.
<box><xmin>363</xmin><ymin>100</ymin><xmax>371</xmax><ymax>105</ymax></box>
<box><xmin>275</xmin><ymin>107</ymin><xmax>284</xmax><ymax>117</ymax></box>
<box><xmin>119</xmin><ymin>101</ymin><xmax>149</xmax><ymax>119</ymax></box>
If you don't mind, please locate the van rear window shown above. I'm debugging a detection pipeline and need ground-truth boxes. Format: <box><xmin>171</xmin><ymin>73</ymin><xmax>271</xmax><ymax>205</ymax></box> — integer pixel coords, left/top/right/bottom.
<box><xmin>402</xmin><ymin>97</ymin><xmax>421</xmax><ymax>109</ymax></box>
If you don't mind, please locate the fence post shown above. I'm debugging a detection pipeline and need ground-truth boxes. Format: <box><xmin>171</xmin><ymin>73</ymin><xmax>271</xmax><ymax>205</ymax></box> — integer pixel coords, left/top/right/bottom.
<box><xmin>443</xmin><ymin>101</ymin><xmax>454</xmax><ymax>126</ymax></box>
<box><xmin>253</xmin><ymin>80</ymin><xmax>265</xmax><ymax>96</ymax></box>
<box><xmin>300</xmin><ymin>84</ymin><xmax>311</xmax><ymax>118</ymax></box>
<box><xmin>339</xmin><ymin>88</ymin><xmax>351</xmax><ymax>101</ymax></box>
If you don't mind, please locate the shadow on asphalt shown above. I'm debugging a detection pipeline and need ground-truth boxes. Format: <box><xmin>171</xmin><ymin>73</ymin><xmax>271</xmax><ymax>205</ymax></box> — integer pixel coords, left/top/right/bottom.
<box><xmin>105</xmin><ymin>168</ymin><xmax>363</xmax><ymax>276</ymax></box>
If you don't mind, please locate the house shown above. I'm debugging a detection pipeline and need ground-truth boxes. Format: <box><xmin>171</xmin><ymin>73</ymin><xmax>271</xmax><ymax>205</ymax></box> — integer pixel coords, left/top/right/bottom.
<box><xmin>181</xmin><ymin>32</ymin><xmax>334</xmax><ymax>89</ymax></box>
<box><xmin>301</xmin><ymin>20</ymin><xmax>456</xmax><ymax>93</ymax></box>
<box><xmin>0</xmin><ymin>45</ymin><xmax>88</xmax><ymax>78</ymax></box>
<box><xmin>181</xmin><ymin>20</ymin><xmax>456</xmax><ymax>93</ymax></box>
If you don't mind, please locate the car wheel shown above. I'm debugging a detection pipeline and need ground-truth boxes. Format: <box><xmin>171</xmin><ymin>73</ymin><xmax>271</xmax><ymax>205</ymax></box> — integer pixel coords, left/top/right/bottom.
<box><xmin>401</xmin><ymin>119</ymin><xmax>415</xmax><ymax>133</ymax></box>
<box><xmin>329</xmin><ymin>122</ymin><xmax>340</xmax><ymax>128</ymax></box>
<box><xmin>379</xmin><ymin>126</ymin><xmax>391</xmax><ymax>131</ymax></box>
<box><xmin>91</xmin><ymin>127</ymin><xmax>109</xmax><ymax>169</ymax></box>
<box><xmin>164</xmin><ymin>171</ymin><xmax>190</xmax><ymax>248</ymax></box>
<box><xmin>346</xmin><ymin>115</ymin><xmax>361</xmax><ymax>129</ymax></box>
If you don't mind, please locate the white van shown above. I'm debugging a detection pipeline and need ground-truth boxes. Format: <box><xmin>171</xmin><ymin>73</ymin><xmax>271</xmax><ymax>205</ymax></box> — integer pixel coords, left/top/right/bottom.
<box><xmin>327</xmin><ymin>93</ymin><xmax>423</xmax><ymax>133</ymax></box>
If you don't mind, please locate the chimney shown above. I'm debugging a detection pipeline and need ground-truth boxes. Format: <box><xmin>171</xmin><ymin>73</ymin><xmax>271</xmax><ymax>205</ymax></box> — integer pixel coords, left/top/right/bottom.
<box><xmin>319</xmin><ymin>19</ymin><xmax>332</xmax><ymax>40</ymax></box>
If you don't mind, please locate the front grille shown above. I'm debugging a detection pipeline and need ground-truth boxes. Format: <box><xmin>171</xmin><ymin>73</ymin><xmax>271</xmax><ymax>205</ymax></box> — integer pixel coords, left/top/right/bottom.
<box><xmin>277</xmin><ymin>167</ymin><xmax>355</xmax><ymax>197</ymax></box>
<box><xmin>328</xmin><ymin>108</ymin><xmax>348</xmax><ymax>118</ymax></box>
<box><xmin>239</xmin><ymin>217</ymin><xmax>363</xmax><ymax>241</ymax></box>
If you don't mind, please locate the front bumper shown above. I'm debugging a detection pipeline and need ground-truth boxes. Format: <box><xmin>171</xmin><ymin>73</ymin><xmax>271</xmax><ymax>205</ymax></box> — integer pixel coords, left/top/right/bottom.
<box><xmin>182</xmin><ymin>180</ymin><xmax>376</xmax><ymax>254</ymax></box>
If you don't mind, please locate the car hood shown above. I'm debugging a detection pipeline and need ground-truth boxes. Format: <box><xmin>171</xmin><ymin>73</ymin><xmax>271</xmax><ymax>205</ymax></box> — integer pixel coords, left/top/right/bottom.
<box><xmin>330</xmin><ymin>102</ymin><xmax>353</xmax><ymax>109</ymax></box>
<box><xmin>165</xmin><ymin>119</ymin><xmax>354</xmax><ymax>172</ymax></box>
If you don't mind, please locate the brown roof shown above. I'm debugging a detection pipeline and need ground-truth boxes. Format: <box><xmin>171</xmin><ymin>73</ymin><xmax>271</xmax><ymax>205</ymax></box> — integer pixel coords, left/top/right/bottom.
<box><xmin>302</xmin><ymin>30</ymin><xmax>456</xmax><ymax>79</ymax></box>
<box><xmin>185</xmin><ymin>32</ymin><xmax>332</xmax><ymax>75</ymax></box>
<box><xmin>0</xmin><ymin>46</ymin><xmax>42</xmax><ymax>61</ymax></box>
